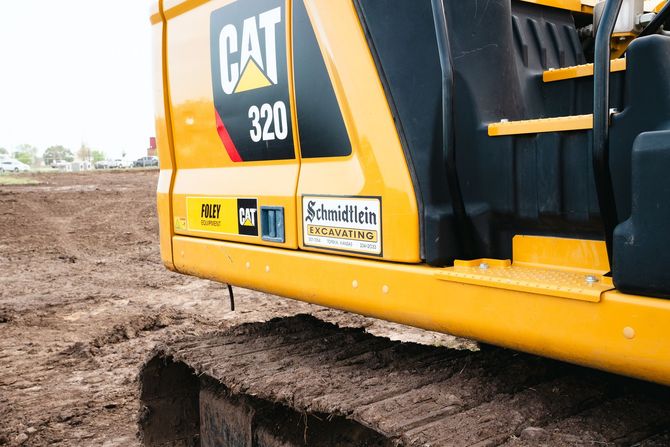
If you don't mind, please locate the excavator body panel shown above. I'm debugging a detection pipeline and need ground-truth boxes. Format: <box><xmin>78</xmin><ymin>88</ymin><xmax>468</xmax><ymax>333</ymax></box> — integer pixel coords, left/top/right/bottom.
<box><xmin>152</xmin><ymin>0</ymin><xmax>670</xmax><ymax>385</ymax></box>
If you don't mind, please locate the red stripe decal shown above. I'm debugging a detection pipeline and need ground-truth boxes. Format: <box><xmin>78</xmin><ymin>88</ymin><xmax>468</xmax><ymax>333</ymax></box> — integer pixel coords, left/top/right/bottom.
<box><xmin>215</xmin><ymin>109</ymin><xmax>243</xmax><ymax>162</ymax></box>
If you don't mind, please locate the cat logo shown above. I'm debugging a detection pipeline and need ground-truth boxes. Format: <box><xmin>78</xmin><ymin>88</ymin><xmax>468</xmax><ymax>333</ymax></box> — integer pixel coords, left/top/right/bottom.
<box><xmin>237</xmin><ymin>198</ymin><xmax>259</xmax><ymax>236</ymax></box>
<box><xmin>218</xmin><ymin>6</ymin><xmax>281</xmax><ymax>95</ymax></box>
<box><xmin>239</xmin><ymin>208</ymin><xmax>257</xmax><ymax>227</ymax></box>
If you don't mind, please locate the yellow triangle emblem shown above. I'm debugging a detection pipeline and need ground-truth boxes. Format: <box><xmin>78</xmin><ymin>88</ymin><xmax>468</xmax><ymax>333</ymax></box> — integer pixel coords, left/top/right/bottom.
<box><xmin>242</xmin><ymin>218</ymin><xmax>253</xmax><ymax>226</ymax></box>
<box><xmin>234</xmin><ymin>59</ymin><xmax>272</xmax><ymax>93</ymax></box>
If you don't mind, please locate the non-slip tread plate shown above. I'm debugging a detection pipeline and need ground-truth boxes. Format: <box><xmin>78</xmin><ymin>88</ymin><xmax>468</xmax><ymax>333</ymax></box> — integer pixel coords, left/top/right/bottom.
<box><xmin>435</xmin><ymin>263</ymin><xmax>612</xmax><ymax>302</ymax></box>
<box><xmin>488</xmin><ymin>114</ymin><xmax>593</xmax><ymax>136</ymax></box>
<box><xmin>543</xmin><ymin>58</ymin><xmax>627</xmax><ymax>82</ymax></box>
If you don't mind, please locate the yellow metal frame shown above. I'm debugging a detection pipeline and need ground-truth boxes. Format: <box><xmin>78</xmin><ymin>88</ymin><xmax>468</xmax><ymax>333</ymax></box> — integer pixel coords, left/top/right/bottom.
<box><xmin>172</xmin><ymin>234</ymin><xmax>670</xmax><ymax>386</ymax></box>
<box><xmin>153</xmin><ymin>0</ymin><xmax>670</xmax><ymax>387</ymax></box>
<box><xmin>295</xmin><ymin>0</ymin><xmax>420</xmax><ymax>262</ymax></box>
<box><xmin>162</xmin><ymin>0</ymin><xmax>303</xmax><ymax>250</ymax></box>
<box><xmin>520</xmin><ymin>0</ymin><xmax>594</xmax><ymax>13</ymax></box>
<box><xmin>154</xmin><ymin>0</ymin><xmax>178</xmax><ymax>271</ymax></box>
<box><xmin>154</xmin><ymin>0</ymin><xmax>420</xmax><ymax>263</ymax></box>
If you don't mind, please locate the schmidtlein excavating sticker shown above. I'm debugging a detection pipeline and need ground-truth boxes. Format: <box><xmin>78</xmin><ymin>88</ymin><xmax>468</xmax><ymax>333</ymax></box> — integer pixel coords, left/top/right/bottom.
<box><xmin>302</xmin><ymin>195</ymin><xmax>382</xmax><ymax>256</ymax></box>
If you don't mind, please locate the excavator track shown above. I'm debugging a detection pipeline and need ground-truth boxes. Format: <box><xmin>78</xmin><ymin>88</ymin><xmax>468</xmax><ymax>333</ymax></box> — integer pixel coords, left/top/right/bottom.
<box><xmin>139</xmin><ymin>315</ymin><xmax>670</xmax><ymax>447</ymax></box>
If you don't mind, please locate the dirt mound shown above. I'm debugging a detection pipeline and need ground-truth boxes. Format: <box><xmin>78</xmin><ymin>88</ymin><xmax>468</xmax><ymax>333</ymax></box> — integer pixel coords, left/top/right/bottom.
<box><xmin>91</xmin><ymin>313</ymin><xmax>180</xmax><ymax>349</ymax></box>
<box><xmin>141</xmin><ymin>315</ymin><xmax>670</xmax><ymax>446</ymax></box>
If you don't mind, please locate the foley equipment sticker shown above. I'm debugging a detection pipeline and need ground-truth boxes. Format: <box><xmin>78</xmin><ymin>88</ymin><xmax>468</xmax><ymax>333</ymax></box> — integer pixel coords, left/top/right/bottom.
<box><xmin>302</xmin><ymin>196</ymin><xmax>382</xmax><ymax>256</ymax></box>
<box><xmin>186</xmin><ymin>197</ymin><xmax>258</xmax><ymax>236</ymax></box>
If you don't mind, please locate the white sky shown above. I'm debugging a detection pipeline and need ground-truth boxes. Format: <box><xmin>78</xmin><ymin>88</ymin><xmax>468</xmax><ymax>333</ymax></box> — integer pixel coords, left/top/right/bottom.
<box><xmin>0</xmin><ymin>0</ymin><xmax>154</xmax><ymax>160</ymax></box>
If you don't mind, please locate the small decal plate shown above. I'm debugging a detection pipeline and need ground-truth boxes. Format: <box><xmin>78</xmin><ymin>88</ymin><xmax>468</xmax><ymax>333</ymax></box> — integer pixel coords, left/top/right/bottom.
<box><xmin>302</xmin><ymin>195</ymin><xmax>382</xmax><ymax>256</ymax></box>
<box><xmin>186</xmin><ymin>197</ymin><xmax>258</xmax><ymax>236</ymax></box>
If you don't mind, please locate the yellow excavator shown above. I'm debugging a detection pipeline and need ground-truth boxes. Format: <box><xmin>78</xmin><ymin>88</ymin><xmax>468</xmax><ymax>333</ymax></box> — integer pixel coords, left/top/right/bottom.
<box><xmin>150</xmin><ymin>0</ymin><xmax>670</xmax><ymax>389</ymax></box>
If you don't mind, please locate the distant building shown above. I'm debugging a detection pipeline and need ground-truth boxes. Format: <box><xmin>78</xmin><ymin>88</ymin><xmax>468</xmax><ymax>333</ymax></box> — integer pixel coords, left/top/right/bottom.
<box><xmin>147</xmin><ymin>137</ymin><xmax>157</xmax><ymax>157</ymax></box>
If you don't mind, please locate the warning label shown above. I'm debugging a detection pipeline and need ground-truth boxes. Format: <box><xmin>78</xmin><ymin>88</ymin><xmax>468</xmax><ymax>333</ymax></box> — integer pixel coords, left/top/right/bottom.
<box><xmin>302</xmin><ymin>196</ymin><xmax>382</xmax><ymax>256</ymax></box>
<box><xmin>186</xmin><ymin>197</ymin><xmax>258</xmax><ymax>237</ymax></box>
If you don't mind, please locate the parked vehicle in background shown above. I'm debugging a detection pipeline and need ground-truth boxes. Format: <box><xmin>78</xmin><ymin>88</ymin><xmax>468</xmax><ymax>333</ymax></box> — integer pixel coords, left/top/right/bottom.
<box><xmin>133</xmin><ymin>156</ymin><xmax>158</xmax><ymax>167</ymax></box>
<box><xmin>0</xmin><ymin>159</ymin><xmax>30</xmax><ymax>173</ymax></box>
<box><xmin>51</xmin><ymin>160</ymin><xmax>70</xmax><ymax>170</ymax></box>
<box><xmin>117</xmin><ymin>159</ymin><xmax>134</xmax><ymax>169</ymax></box>
<box><xmin>95</xmin><ymin>160</ymin><xmax>112</xmax><ymax>169</ymax></box>
<box><xmin>71</xmin><ymin>161</ymin><xmax>93</xmax><ymax>172</ymax></box>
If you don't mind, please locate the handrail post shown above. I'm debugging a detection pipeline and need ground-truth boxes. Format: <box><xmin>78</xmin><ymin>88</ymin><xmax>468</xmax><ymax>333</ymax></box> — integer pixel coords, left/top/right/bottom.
<box><xmin>593</xmin><ymin>0</ymin><xmax>624</xmax><ymax>267</ymax></box>
<box><xmin>639</xmin><ymin>1</ymin><xmax>670</xmax><ymax>37</ymax></box>
<box><xmin>430</xmin><ymin>0</ymin><xmax>473</xmax><ymax>260</ymax></box>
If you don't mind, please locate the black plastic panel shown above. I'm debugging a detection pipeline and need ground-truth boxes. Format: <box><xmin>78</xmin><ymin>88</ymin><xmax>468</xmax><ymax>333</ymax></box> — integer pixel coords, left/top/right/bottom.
<box><xmin>610</xmin><ymin>35</ymin><xmax>670</xmax><ymax>223</ymax></box>
<box><xmin>612</xmin><ymin>35</ymin><xmax>670</xmax><ymax>298</ymax></box>
<box><xmin>356</xmin><ymin>0</ymin><xmax>613</xmax><ymax>263</ymax></box>
<box><xmin>614</xmin><ymin>131</ymin><xmax>670</xmax><ymax>298</ymax></box>
<box><xmin>293</xmin><ymin>0</ymin><xmax>351</xmax><ymax>159</ymax></box>
<box><xmin>354</xmin><ymin>0</ymin><xmax>460</xmax><ymax>265</ymax></box>
<box><xmin>356</xmin><ymin>0</ymin><xmax>668</xmax><ymax>275</ymax></box>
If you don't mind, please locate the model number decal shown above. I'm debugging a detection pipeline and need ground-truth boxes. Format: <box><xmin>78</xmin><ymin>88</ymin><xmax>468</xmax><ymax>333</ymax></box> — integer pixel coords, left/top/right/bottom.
<box><xmin>249</xmin><ymin>101</ymin><xmax>289</xmax><ymax>142</ymax></box>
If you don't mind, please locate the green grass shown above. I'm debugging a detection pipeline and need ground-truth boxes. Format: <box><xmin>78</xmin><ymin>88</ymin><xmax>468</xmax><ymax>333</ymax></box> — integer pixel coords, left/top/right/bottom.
<box><xmin>0</xmin><ymin>175</ymin><xmax>40</xmax><ymax>185</ymax></box>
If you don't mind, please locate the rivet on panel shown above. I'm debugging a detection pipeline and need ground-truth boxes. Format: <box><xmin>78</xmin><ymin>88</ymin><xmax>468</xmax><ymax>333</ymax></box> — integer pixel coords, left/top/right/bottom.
<box><xmin>623</xmin><ymin>326</ymin><xmax>635</xmax><ymax>339</ymax></box>
<box><xmin>245</xmin><ymin>261</ymin><xmax>251</xmax><ymax>270</ymax></box>
<box><xmin>352</xmin><ymin>280</ymin><xmax>359</xmax><ymax>289</ymax></box>
<box><xmin>265</xmin><ymin>265</ymin><xmax>270</xmax><ymax>273</ymax></box>
<box><xmin>382</xmin><ymin>285</ymin><xmax>389</xmax><ymax>294</ymax></box>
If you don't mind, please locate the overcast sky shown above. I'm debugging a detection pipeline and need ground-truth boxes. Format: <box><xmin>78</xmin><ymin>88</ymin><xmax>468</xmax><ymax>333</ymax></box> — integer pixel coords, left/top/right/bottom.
<box><xmin>0</xmin><ymin>0</ymin><xmax>154</xmax><ymax>160</ymax></box>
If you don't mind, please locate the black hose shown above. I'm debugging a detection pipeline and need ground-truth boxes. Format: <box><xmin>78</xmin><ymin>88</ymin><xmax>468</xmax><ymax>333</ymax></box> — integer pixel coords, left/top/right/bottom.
<box><xmin>227</xmin><ymin>284</ymin><xmax>235</xmax><ymax>311</ymax></box>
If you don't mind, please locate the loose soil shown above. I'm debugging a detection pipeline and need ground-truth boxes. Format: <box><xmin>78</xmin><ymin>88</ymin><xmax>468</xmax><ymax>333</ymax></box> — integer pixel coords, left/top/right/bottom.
<box><xmin>143</xmin><ymin>315</ymin><xmax>670</xmax><ymax>447</ymax></box>
<box><xmin>0</xmin><ymin>170</ymin><xmax>471</xmax><ymax>447</ymax></box>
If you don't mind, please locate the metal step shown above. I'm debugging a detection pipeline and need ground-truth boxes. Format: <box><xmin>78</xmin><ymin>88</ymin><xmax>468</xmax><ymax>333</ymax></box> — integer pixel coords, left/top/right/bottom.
<box><xmin>488</xmin><ymin>114</ymin><xmax>593</xmax><ymax>136</ymax></box>
<box><xmin>434</xmin><ymin>258</ymin><xmax>613</xmax><ymax>302</ymax></box>
<box><xmin>543</xmin><ymin>58</ymin><xmax>627</xmax><ymax>82</ymax></box>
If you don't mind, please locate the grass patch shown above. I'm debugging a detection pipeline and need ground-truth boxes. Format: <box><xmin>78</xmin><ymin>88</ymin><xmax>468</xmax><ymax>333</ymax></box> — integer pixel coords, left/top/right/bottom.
<box><xmin>0</xmin><ymin>175</ymin><xmax>40</xmax><ymax>186</ymax></box>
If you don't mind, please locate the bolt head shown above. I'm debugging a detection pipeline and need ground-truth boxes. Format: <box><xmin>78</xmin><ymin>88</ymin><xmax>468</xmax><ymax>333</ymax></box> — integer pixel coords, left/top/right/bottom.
<box><xmin>623</xmin><ymin>326</ymin><xmax>635</xmax><ymax>339</ymax></box>
<box><xmin>585</xmin><ymin>275</ymin><xmax>599</xmax><ymax>284</ymax></box>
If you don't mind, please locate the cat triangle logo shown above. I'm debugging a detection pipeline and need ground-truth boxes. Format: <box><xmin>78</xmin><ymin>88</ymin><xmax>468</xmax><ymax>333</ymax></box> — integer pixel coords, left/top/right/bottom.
<box><xmin>242</xmin><ymin>218</ymin><xmax>254</xmax><ymax>226</ymax></box>
<box><xmin>234</xmin><ymin>58</ymin><xmax>272</xmax><ymax>93</ymax></box>
<box><xmin>217</xmin><ymin>6</ymin><xmax>281</xmax><ymax>96</ymax></box>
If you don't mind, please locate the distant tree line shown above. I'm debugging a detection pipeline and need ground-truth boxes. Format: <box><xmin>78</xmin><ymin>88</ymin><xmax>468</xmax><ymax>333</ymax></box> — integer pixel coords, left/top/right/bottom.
<box><xmin>0</xmin><ymin>144</ymin><xmax>106</xmax><ymax>166</ymax></box>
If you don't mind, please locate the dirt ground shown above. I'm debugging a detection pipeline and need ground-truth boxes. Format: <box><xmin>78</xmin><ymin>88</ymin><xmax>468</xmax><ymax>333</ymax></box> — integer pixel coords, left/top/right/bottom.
<box><xmin>0</xmin><ymin>170</ymin><xmax>472</xmax><ymax>447</ymax></box>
